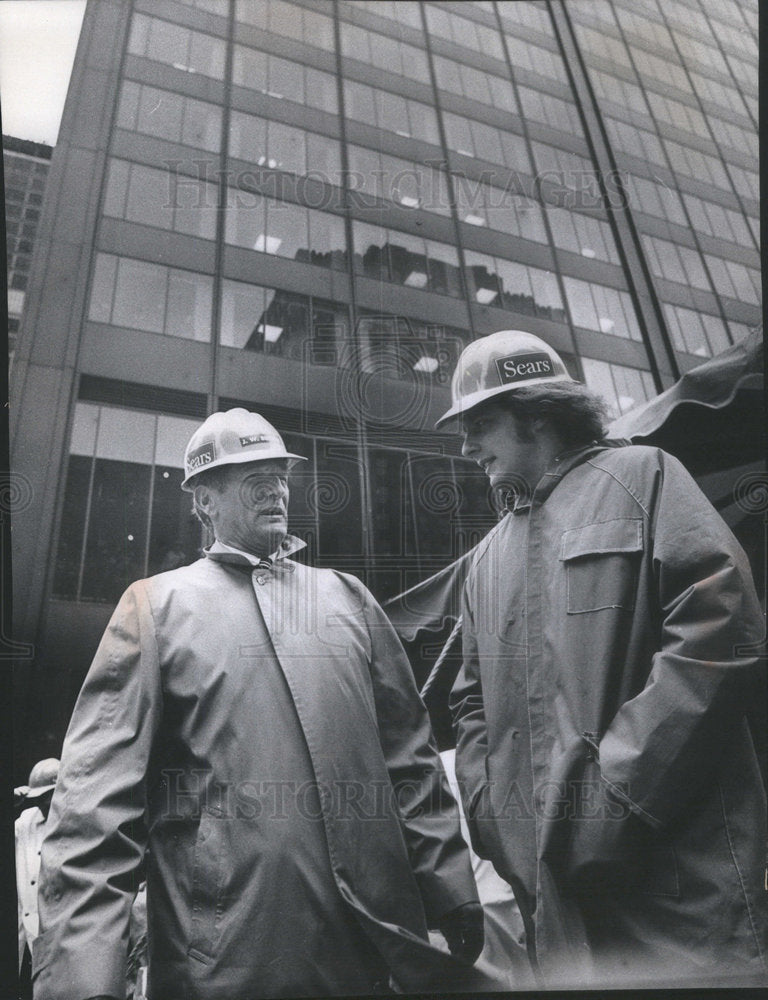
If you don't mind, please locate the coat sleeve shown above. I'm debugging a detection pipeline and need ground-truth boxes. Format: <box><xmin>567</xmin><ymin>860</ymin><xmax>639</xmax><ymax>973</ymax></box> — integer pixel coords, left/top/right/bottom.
<box><xmin>449</xmin><ymin>586</ymin><xmax>494</xmax><ymax>861</ymax></box>
<box><xmin>33</xmin><ymin>582</ymin><xmax>162</xmax><ymax>1000</ymax></box>
<box><xmin>598</xmin><ymin>451</ymin><xmax>765</xmax><ymax>830</ymax></box>
<box><xmin>362</xmin><ymin>588</ymin><xmax>479</xmax><ymax>925</ymax></box>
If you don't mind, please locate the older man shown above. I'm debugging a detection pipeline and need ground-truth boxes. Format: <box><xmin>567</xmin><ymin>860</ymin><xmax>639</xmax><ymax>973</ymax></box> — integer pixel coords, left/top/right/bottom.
<box><xmin>16</xmin><ymin>759</ymin><xmax>59</xmax><ymax>986</ymax></box>
<box><xmin>34</xmin><ymin>409</ymin><xmax>486</xmax><ymax>1000</ymax></box>
<box><xmin>439</xmin><ymin>330</ymin><xmax>767</xmax><ymax>989</ymax></box>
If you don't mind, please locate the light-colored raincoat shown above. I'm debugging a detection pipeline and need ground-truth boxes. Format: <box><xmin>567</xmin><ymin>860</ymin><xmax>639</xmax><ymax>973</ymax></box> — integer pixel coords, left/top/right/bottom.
<box><xmin>451</xmin><ymin>442</ymin><xmax>767</xmax><ymax>988</ymax></box>
<box><xmin>34</xmin><ymin>541</ymin><xmax>490</xmax><ymax>999</ymax></box>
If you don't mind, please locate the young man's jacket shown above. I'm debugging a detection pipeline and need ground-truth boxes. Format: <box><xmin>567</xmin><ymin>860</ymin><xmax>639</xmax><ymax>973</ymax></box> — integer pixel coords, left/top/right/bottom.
<box><xmin>451</xmin><ymin>441</ymin><xmax>767</xmax><ymax>988</ymax></box>
<box><xmin>34</xmin><ymin>541</ymin><xmax>488</xmax><ymax>1000</ymax></box>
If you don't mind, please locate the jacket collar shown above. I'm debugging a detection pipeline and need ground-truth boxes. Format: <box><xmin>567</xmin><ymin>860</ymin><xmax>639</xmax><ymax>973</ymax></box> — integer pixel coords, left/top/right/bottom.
<box><xmin>204</xmin><ymin>534</ymin><xmax>306</xmax><ymax>569</ymax></box>
<box><xmin>533</xmin><ymin>438</ymin><xmax>631</xmax><ymax>506</ymax></box>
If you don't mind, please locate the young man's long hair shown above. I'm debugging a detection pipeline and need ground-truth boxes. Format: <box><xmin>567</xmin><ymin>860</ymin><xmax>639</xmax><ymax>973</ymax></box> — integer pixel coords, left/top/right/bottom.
<box><xmin>495</xmin><ymin>381</ymin><xmax>609</xmax><ymax>448</ymax></box>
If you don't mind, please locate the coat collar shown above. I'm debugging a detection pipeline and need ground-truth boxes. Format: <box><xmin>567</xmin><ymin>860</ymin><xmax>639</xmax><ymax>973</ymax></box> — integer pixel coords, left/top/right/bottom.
<box><xmin>204</xmin><ymin>534</ymin><xmax>306</xmax><ymax>570</ymax></box>
<box><xmin>533</xmin><ymin>438</ymin><xmax>632</xmax><ymax>506</ymax></box>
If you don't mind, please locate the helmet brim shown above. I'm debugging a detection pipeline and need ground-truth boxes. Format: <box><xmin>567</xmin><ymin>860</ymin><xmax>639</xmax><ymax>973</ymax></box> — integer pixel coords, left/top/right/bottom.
<box><xmin>181</xmin><ymin>452</ymin><xmax>307</xmax><ymax>491</ymax></box>
<box><xmin>435</xmin><ymin>374</ymin><xmax>572</xmax><ymax>428</ymax></box>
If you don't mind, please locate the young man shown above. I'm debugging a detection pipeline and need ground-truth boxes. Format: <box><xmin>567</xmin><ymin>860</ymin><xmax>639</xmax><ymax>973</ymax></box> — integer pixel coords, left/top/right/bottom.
<box><xmin>34</xmin><ymin>409</ymin><xmax>487</xmax><ymax>1000</ymax></box>
<box><xmin>438</xmin><ymin>329</ymin><xmax>767</xmax><ymax>988</ymax></box>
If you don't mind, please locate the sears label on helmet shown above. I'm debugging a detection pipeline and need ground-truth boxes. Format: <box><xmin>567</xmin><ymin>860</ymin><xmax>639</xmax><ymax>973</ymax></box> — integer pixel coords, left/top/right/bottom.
<box><xmin>239</xmin><ymin>434</ymin><xmax>270</xmax><ymax>447</ymax></box>
<box><xmin>495</xmin><ymin>352</ymin><xmax>554</xmax><ymax>384</ymax></box>
<box><xmin>187</xmin><ymin>442</ymin><xmax>215</xmax><ymax>471</ymax></box>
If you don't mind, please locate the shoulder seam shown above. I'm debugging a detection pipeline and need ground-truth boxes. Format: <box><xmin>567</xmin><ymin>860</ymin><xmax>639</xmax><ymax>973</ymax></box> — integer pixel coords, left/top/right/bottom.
<box><xmin>585</xmin><ymin>458</ymin><xmax>651</xmax><ymax>518</ymax></box>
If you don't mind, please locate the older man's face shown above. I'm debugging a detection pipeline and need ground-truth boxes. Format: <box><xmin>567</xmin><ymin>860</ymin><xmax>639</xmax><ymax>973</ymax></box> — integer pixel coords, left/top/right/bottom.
<box><xmin>209</xmin><ymin>460</ymin><xmax>290</xmax><ymax>558</ymax></box>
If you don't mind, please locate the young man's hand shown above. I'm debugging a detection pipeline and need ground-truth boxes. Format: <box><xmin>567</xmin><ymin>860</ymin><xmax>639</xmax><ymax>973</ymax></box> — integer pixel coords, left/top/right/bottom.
<box><xmin>438</xmin><ymin>901</ymin><xmax>485</xmax><ymax>964</ymax></box>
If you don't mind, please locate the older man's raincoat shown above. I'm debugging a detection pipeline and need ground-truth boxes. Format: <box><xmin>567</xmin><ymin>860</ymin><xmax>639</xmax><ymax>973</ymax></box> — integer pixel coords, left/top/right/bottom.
<box><xmin>34</xmin><ymin>542</ymin><xmax>488</xmax><ymax>999</ymax></box>
<box><xmin>451</xmin><ymin>442</ymin><xmax>767</xmax><ymax>989</ymax></box>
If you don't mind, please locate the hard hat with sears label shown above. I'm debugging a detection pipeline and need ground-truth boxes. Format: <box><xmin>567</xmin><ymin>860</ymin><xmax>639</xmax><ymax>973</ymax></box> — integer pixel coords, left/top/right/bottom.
<box><xmin>435</xmin><ymin>330</ymin><xmax>573</xmax><ymax>427</ymax></box>
<box><xmin>181</xmin><ymin>408</ymin><xmax>306</xmax><ymax>491</ymax></box>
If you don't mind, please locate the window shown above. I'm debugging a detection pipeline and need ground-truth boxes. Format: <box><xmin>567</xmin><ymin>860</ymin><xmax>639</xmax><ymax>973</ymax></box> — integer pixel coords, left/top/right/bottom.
<box><xmin>343</xmin><ymin>80</ymin><xmax>439</xmax><ymax>144</ymax></box>
<box><xmin>623</xmin><ymin>174</ymin><xmax>686</xmax><ymax>226</ymax></box>
<box><xmin>547</xmin><ymin>206</ymin><xmax>619</xmax><ymax>263</ymax></box>
<box><xmin>562</xmin><ymin>277</ymin><xmax>642</xmax><ymax>340</ymax></box>
<box><xmin>580</xmin><ymin>358</ymin><xmax>655</xmax><ymax>418</ymax></box>
<box><xmin>235</xmin><ymin>0</ymin><xmax>335</xmax><ymax>50</ymax></box>
<box><xmin>663</xmin><ymin>303</ymin><xmax>730</xmax><ymax>357</ymax></box>
<box><xmin>339</xmin><ymin>21</ymin><xmax>430</xmax><ymax>81</ymax></box>
<box><xmin>682</xmin><ymin>193</ymin><xmax>753</xmax><ymax>246</ymax></box>
<box><xmin>432</xmin><ymin>55</ymin><xmax>517</xmax><ymax>113</ymax></box>
<box><xmin>497</xmin><ymin>0</ymin><xmax>554</xmax><ymax>36</ymax></box>
<box><xmin>225</xmin><ymin>192</ymin><xmax>347</xmax><ymax>271</ymax></box>
<box><xmin>505</xmin><ymin>35</ymin><xmax>568</xmax><ymax>83</ymax></box>
<box><xmin>355</xmin><ymin>311</ymin><xmax>469</xmax><ymax>384</ymax></box>
<box><xmin>454</xmin><ymin>177</ymin><xmax>548</xmax><ymax>244</ymax></box>
<box><xmin>518</xmin><ymin>87</ymin><xmax>584</xmax><ymax>137</ymax></box>
<box><xmin>220</xmin><ymin>279</ymin><xmax>350</xmax><ymax>365</ymax></box>
<box><xmin>664</xmin><ymin>140</ymin><xmax>730</xmax><ymax>191</ymax></box>
<box><xmin>443</xmin><ymin>112</ymin><xmax>531</xmax><ymax>174</ymax></box>
<box><xmin>704</xmin><ymin>254</ymin><xmax>761</xmax><ymax>305</ymax></box>
<box><xmin>88</xmin><ymin>253</ymin><xmax>212</xmax><ymax>340</ymax></box>
<box><xmin>531</xmin><ymin>143</ymin><xmax>599</xmax><ymax>200</ymax></box>
<box><xmin>353</xmin><ymin>221</ymin><xmax>462</xmax><ymax>297</ymax></box>
<box><xmin>116</xmin><ymin>81</ymin><xmax>222</xmax><ymax>151</ymax></box>
<box><xmin>128</xmin><ymin>13</ymin><xmax>225</xmax><ymax>77</ymax></box>
<box><xmin>103</xmin><ymin>159</ymin><xmax>218</xmax><ymax>240</ymax></box>
<box><xmin>423</xmin><ymin>4</ymin><xmax>504</xmax><ymax>59</ymax></box>
<box><xmin>346</xmin><ymin>145</ymin><xmax>451</xmax><ymax>215</ymax></box>
<box><xmin>228</xmin><ymin>112</ymin><xmax>342</xmax><ymax>182</ymax></box>
<box><xmin>53</xmin><ymin>403</ymin><xmax>204</xmax><ymax>603</ymax></box>
<box><xmin>232</xmin><ymin>47</ymin><xmax>338</xmax><ymax>114</ymax></box>
<box><xmin>464</xmin><ymin>250</ymin><xmax>565</xmax><ymax>323</ymax></box>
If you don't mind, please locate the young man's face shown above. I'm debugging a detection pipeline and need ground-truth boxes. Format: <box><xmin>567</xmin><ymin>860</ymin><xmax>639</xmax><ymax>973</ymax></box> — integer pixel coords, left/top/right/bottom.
<box><xmin>460</xmin><ymin>401</ymin><xmax>545</xmax><ymax>494</ymax></box>
<box><xmin>206</xmin><ymin>460</ymin><xmax>290</xmax><ymax>558</ymax></box>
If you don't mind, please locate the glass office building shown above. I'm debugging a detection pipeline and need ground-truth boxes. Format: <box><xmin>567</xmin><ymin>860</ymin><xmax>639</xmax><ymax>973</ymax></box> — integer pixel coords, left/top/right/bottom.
<box><xmin>10</xmin><ymin>0</ymin><xmax>759</xmax><ymax>760</ymax></box>
<box><xmin>3</xmin><ymin>135</ymin><xmax>53</xmax><ymax>369</ymax></box>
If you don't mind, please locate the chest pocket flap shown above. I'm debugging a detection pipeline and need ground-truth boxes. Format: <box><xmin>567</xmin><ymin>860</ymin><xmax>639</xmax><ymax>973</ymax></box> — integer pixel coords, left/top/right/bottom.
<box><xmin>560</xmin><ymin>518</ymin><xmax>644</xmax><ymax>613</ymax></box>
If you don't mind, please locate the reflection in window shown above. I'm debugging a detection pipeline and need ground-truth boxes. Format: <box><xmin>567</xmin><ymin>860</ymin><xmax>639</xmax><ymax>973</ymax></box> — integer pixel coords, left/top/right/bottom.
<box><xmin>547</xmin><ymin>205</ymin><xmax>619</xmax><ymax>263</ymax></box>
<box><xmin>103</xmin><ymin>159</ymin><xmax>218</xmax><ymax>240</ymax></box>
<box><xmin>454</xmin><ymin>178</ymin><xmax>548</xmax><ymax>243</ymax></box>
<box><xmin>581</xmin><ymin>357</ymin><xmax>655</xmax><ymax>418</ymax></box>
<box><xmin>518</xmin><ymin>87</ymin><xmax>584</xmax><ymax>137</ymax></box>
<box><xmin>703</xmin><ymin>254</ymin><xmax>761</xmax><ymax>306</ymax></box>
<box><xmin>232</xmin><ymin>46</ymin><xmax>338</xmax><ymax>113</ymax></box>
<box><xmin>347</xmin><ymin>145</ymin><xmax>451</xmax><ymax>215</ymax></box>
<box><xmin>563</xmin><ymin>276</ymin><xmax>641</xmax><ymax>340</ymax></box>
<box><xmin>663</xmin><ymin>303</ymin><xmax>730</xmax><ymax>358</ymax></box>
<box><xmin>433</xmin><ymin>55</ymin><xmax>517</xmax><ymax>113</ymax></box>
<box><xmin>353</xmin><ymin>221</ymin><xmax>462</xmax><ymax>297</ymax></box>
<box><xmin>464</xmin><ymin>249</ymin><xmax>565</xmax><ymax>323</ymax></box>
<box><xmin>225</xmin><ymin>192</ymin><xmax>347</xmax><ymax>270</ymax></box>
<box><xmin>235</xmin><ymin>0</ymin><xmax>335</xmax><ymax>50</ymax></box>
<box><xmin>623</xmin><ymin>174</ymin><xmax>686</xmax><ymax>226</ymax></box>
<box><xmin>443</xmin><ymin>112</ymin><xmax>531</xmax><ymax>174</ymax></box>
<box><xmin>531</xmin><ymin>142</ymin><xmax>597</xmax><ymax>197</ymax></box>
<box><xmin>424</xmin><ymin>4</ymin><xmax>504</xmax><ymax>58</ymax></box>
<box><xmin>505</xmin><ymin>35</ymin><xmax>568</xmax><ymax>83</ymax></box>
<box><xmin>356</xmin><ymin>311</ymin><xmax>468</xmax><ymax>383</ymax></box>
<box><xmin>116</xmin><ymin>81</ymin><xmax>222</xmax><ymax>151</ymax></box>
<box><xmin>128</xmin><ymin>12</ymin><xmax>225</xmax><ymax>77</ymax></box>
<box><xmin>339</xmin><ymin>21</ymin><xmax>430</xmax><ymax>82</ymax></box>
<box><xmin>220</xmin><ymin>279</ymin><xmax>349</xmax><ymax>363</ymax></box>
<box><xmin>343</xmin><ymin>80</ymin><xmax>439</xmax><ymax>144</ymax></box>
<box><xmin>88</xmin><ymin>253</ymin><xmax>212</xmax><ymax>340</ymax></box>
<box><xmin>228</xmin><ymin>113</ymin><xmax>342</xmax><ymax>182</ymax></box>
<box><xmin>53</xmin><ymin>403</ymin><xmax>203</xmax><ymax>603</ymax></box>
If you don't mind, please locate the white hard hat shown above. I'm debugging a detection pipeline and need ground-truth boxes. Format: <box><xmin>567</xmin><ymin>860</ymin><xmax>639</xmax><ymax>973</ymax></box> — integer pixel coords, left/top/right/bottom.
<box><xmin>435</xmin><ymin>330</ymin><xmax>573</xmax><ymax>427</ymax></box>
<box><xmin>25</xmin><ymin>758</ymin><xmax>60</xmax><ymax>797</ymax></box>
<box><xmin>181</xmin><ymin>409</ymin><xmax>306</xmax><ymax>491</ymax></box>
